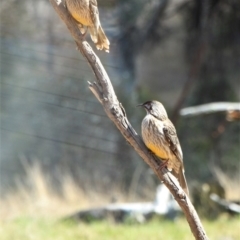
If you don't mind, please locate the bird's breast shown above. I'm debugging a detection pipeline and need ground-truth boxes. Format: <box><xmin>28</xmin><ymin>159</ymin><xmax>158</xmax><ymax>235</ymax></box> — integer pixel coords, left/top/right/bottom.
<box><xmin>66</xmin><ymin>0</ymin><xmax>93</xmax><ymax>26</ymax></box>
<box><xmin>141</xmin><ymin>115</ymin><xmax>170</xmax><ymax>160</ymax></box>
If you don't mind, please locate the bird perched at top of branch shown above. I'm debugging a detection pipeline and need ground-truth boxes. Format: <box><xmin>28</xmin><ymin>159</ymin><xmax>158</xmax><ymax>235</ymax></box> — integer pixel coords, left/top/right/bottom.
<box><xmin>138</xmin><ymin>100</ymin><xmax>189</xmax><ymax>196</ymax></box>
<box><xmin>65</xmin><ymin>0</ymin><xmax>110</xmax><ymax>52</ymax></box>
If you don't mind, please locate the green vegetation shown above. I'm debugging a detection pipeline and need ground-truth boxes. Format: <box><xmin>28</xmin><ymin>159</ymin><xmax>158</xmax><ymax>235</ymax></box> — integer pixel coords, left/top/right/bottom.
<box><xmin>0</xmin><ymin>216</ymin><xmax>239</xmax><ymax>240</ymax></box>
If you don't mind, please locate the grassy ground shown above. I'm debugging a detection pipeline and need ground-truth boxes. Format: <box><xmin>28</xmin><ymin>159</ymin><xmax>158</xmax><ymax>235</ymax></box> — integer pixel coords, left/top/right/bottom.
<box><xmin>0</xmin><ymin>216</ymin><xmax>239</xmax><ymax>240</ymax></box>
<box><xmin>1</xmin><ymin>163</ymin><xmax>239</xmax><ymax>240</ymax></box>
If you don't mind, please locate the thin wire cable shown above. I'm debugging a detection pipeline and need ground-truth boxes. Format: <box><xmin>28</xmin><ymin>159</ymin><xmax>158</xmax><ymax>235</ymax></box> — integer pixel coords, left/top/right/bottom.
<box><xmin>0</xmin><ymin>51</ymin><xmax>93</xmax><ymax>76</ymax></box>
<box><xmin>1</xmin><ymin>87</ymin><xmax>126</xmax><ymax>145</ymax></box>
<box><xmin>0</xmin><ymin>90</ymin><xmax>107</xmax><ymax>118</ymax></box>
<box><xmin>0</xmin><ymin>51</ymin><xmax>122</xmax><ymax>85</ymax></box>
<box><xmin>0</xmin><ymin>41</ymin><xmax>123</xmax><ymax>71</ymax></box>
<box><xmin>1</xmin><ymin>127</ymin><xmax>127</xmax><ymax>158</ymax></box>
<box><xmin>0</xmin><ymin>51</ymin><xmax>114</xmax><ymax>86</ymax></box>
<box><xmin>0</xmin><ymin>81</ymin><xmax>97</xmax><ymax>104</ymax></box>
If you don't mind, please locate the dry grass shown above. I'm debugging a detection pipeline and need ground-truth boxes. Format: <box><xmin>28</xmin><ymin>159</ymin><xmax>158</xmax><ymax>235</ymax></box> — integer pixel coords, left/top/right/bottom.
<box><xmin>213</xmin><ymin>167</ymin><xmax>240</xmax><ymax>201</ymax></box>
<box><xmin>1</xmin><ymin>162</ymin><xmax>239</xmax><ymax>221</ymax></box>
<box><xmin>0</xmin><ymin>162</ymin><xmax>239</xmax><ymax>240</ymax></box>
<box><xmin>0</xmin><ymin>162</ymin><xmax>129</xmax><ymax>220</ymax></box>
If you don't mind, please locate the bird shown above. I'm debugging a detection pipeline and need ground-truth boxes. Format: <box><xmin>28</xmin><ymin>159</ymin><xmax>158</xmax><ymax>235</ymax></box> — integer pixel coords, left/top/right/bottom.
<box><xmin>138</xmin><ymin>100</ymin><xmax>189</xmax><ymax>196</ymax></box>
<box><xmin>65</xmin><ymin>0</ymin><xmax>110</xmax><ymax>52</ymax></box>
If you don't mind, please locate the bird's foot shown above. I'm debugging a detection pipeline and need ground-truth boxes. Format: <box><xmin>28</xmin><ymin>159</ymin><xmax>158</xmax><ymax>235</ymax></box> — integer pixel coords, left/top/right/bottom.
<box><xmin>148</xmin><ymin>150</ymin><xmax>168</xmax><ymax>171</ymax></box>
<box><xmin>78</xmin><ymin>25</ymin><xmax>88</xmax><ymax>39</ymax></box>
<box><xmin>158</xmin><ymin>160</ymin><xmax>169</xmax><ymax>171</ymax></box>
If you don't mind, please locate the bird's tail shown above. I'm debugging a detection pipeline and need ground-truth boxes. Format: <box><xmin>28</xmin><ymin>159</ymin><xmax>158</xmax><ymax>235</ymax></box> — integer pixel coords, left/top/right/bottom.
<box><xmin>89</xmin><ymin>26</ymin><xmax>110</xmax><ymax>52</ymax></box>
<box><xmin>178</xmin><ymin>167</ymin><xmax>189</xmax><ymax>196</ymax></box>
<box><xmin>172</xmin><ymin>166</ymin><xmax>189</xmax><ymax>196</ymax></box>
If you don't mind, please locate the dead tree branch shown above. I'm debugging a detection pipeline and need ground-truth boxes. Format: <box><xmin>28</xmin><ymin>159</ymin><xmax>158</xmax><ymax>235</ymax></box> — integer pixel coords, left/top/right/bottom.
<box><xmin>180</xmin><ymin>102</ymin><xmax>240</xmax><ymax>118</ymax></box>
<box><xmin>49</xmin><ymin>1</ymin><xmax>209</xmax><ymax>239</ymax></box>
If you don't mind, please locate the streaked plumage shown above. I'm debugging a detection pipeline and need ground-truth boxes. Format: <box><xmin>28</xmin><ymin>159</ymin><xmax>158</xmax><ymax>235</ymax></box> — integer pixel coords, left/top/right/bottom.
<box><xmin>139</xmin><ymin>100</ymin><xmax>189</xmax><ymax>196</ymax></box>
<box><xmin>65</xmin><ymin>0</ymin><xmax>110</xmax><ymax>52</ymax></box>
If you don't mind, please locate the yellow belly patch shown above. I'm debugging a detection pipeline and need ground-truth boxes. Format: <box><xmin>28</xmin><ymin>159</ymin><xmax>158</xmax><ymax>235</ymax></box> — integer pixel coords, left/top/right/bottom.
<box><xmin>71</xmin><ymin>12</ymin><xmax>92</xmax><ymax>26</ymax></box>
<box><xmin>146</xmin><ymin>142</ymin><xmax>169</xmax><ymax>160</ymax></box>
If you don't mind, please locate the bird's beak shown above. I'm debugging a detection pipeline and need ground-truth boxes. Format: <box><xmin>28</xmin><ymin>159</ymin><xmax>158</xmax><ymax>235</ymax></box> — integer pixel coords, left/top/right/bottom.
<box><xmin>137</xmin><ymin>103</ymin><xmax>143</xmax><ymax>107</ymax></box>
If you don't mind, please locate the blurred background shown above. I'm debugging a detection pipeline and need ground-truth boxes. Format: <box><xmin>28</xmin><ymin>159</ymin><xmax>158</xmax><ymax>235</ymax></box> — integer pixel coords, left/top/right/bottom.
<box><xmin>0</xmin><ymin>0</ymin><xmax>240</xmax><ymax>234</ymax></box>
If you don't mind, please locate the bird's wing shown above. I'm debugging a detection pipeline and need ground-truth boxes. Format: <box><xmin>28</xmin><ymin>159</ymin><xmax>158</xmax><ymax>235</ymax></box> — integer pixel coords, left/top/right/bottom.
<box><xmin>90</xmin><ymin>0</ymin><xmax>98</xmax><ymax>5</ymax></box>
<box><xmin>163</xmin><ymin>119</ymin><xmax>183</xmax><ymax>163</ymax></box>
<box><xmin>89</xmin><ymin>0</ymin><xmax>100</xmax><ymax>28</ymax></box>
<box><xmin>163</xmin><ymin>119</ymin><xmax>189</xmax><ymax>195</ymax></box>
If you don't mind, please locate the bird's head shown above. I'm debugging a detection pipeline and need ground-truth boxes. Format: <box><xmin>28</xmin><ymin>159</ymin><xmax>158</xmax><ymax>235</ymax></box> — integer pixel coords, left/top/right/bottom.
<box><xmin>138</xmin><ymin>100</ymin><xmax>168</xmax><ymax>120</ymax></box>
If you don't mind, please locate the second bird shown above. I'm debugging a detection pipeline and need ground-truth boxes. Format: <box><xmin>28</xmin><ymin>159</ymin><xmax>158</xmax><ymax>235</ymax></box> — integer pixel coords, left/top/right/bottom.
<box><xmin>139</xmin><ymin>100</ymin><xmax>189</xmax><ymax>196</ymax></box>
<box><xmin>65</xmin><ymin>0</ymin><xmax>110</xmax><ymax>52</ymax></box>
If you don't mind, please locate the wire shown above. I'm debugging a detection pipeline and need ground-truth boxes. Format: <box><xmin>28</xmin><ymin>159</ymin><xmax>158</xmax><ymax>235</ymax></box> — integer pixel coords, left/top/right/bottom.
<box><xmin>0</xmin><ymin>52</ymin><xmax>93</xmax><ymax>81</ymax></box>
<box><xmin>0</xmin><ymin>82</ymin><xmax>97</xmax><ymax>104</ymax></box>
<box><xmin>1</xmin><ymin>127</ymin><xmax>127</xmax><ymax>158</ymax></box>
<box><xmin>1</xmin><ymin>88</ymin><xmax>127</xmax><ymax>146</ymax></box>
<box><xmin>0</xmin><ymin>50</ymin><xmax>123</xmax><ymax>86</ymax></box>
<box><xmin>0</xmin><ymin>90</ymin><xmax>107</xmax><ymax>118</ymax></box>
<box><xmin>0</xmin><ymin>50</ymin><xmax>91</xmax><ymax>73</ymax></box>
<box><xmin>1</xmin><ymin>41</ymin><xmax>123</xmax><ymax>71</ymax></box>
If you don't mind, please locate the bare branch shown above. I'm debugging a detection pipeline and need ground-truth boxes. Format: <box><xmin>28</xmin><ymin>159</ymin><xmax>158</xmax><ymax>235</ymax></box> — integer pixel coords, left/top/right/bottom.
<box><xmin>180</xmin><ymin>102</ymin><xmax>240</xmax><ymax>117</ymax></box>
<box><xmin>49</xmin><ymin>1</ymin><xmax>209</xmax><ymax>239</ymax></box>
